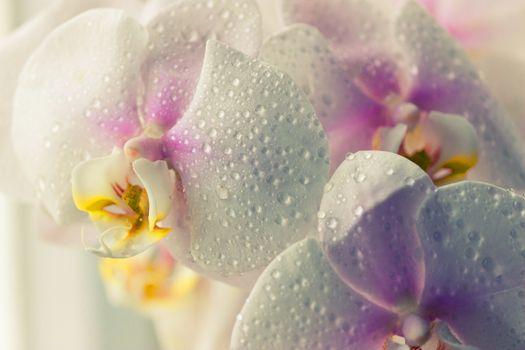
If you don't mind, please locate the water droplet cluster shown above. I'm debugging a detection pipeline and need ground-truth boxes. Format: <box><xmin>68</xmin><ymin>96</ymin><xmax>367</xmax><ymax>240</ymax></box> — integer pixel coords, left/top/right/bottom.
<box><xmin>166</xmin><ymin>42</ymin><xmax>329</xmax><ymax>274</ymax></box>
<box><xmin>232</xmin><ymin>239</ymin><xmax>395</xmax><ymax>349</ymax></box>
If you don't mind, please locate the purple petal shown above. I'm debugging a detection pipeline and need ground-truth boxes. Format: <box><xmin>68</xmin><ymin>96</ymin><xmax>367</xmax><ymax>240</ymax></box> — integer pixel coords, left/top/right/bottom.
<box><xmin>141</xmin><ymin>0</ymin><xmax>262</xmax><ymax>130</ymax></box>
<box><xmin>319</xmin><ymin>151</ymin><xmax>434</xmax><ymax>309</ymax></box>
<box><xmin>417</xmin><ymin>182</ymin><xmax>525</xmax><ymax>348</ymax></box>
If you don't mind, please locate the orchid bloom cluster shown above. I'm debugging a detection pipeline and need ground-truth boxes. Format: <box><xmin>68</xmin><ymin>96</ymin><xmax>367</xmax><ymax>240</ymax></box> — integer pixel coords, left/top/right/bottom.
<box><xmin>1</xmin><ymin>0</ymin><xmax>525</xmax><ymax>349</ymax></box>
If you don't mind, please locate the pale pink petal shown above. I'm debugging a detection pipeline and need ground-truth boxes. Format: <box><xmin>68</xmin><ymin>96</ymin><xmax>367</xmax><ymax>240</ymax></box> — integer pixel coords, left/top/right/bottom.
<box><xmin>12</xmin><ymin>9</ymin><xmax>147</xmax><ymax>224</ymax></box>
<box><xmin>231</xmin><ymin>239</ymin><xmax>396</xmax><ymax>349</ymax></box>
<box><xmin>163</xmin><ymin>41</ymin><xmax>329</xmax><ymax>276</ymax></box>
<box><xmin>0</xmin><ymin>0</ymin><xmax>142</xmax><ymax>201</ymax></box>
<box><xmin>141</xmin><ymin>0</ymin><xmax>262</xmax><ymax>130</ymax></box>
<box><xmin>259</xmin><ymin>24</ymin><xmax>384</xmax><ymax>172</ymax></box>
<box><xmin>319</xmin><ymin>151</ymin><xmax>433</xmax><ymax>309</ymax></box>
<box><xmin>417</xmin><ymin>182</ymin><xmax>525</xmax><ymax>348</ymax></box>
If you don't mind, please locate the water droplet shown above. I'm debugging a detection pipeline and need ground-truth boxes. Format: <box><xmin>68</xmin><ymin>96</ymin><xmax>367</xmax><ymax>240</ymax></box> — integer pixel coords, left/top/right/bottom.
<box><xmin>186</xmin><ymin>30</ymin><xmax>199</xmax><ymax>43</ymax></box>
<box><xmin>353</xmin><ymin>172</ymin><xmax>366</xmax><ymax>183</ymax></box>
<box><xmin>216</xmin><ymin>185</ymin><xmax>229</xmax><ymax>200</ymax></box>
<box><xmin>345</xmin><ymin>153</ymin><xmax>355</xmax><ymax>160</ymax></box>
<box><xmin>255</xmin><ymin>105</ymin><xmax>266</xmax><ymax>116</ymax></box>
<box><xmin>51</xmin><ymin>122</ymin><xmax>60</xmax><ymax>133</ymax></box>
<box><xmin>277</xmin><ymin>192</ymin><xmax>294</xmax><ymax>206</ymax></box>
<box><xmin>202</xmin><ymin>143</ymin><xmax>212</xmax><ymax>154</ymax></box>
<box><xmin>481</xmin><ymin>257</ymin><xmax>494</xmax><ymax>271</ymax></box>
<box><xmin>324</xmin><ymin>182</ymin><xmax>334</xmax><ymax>193</ymax></box>
<box><xmin>405</xmin><ymin>177</ymin><xmax>415</xmax><ymax>186</ymax></box>
<box><xmin>468</xmin><ymin>230</ymin><xmax>480</xmax><ymax>243</ymax></box>
<box><xmin>326</xmin><ymin>217</ymin><xmax>339</xmax><ymax>229</ymax></box>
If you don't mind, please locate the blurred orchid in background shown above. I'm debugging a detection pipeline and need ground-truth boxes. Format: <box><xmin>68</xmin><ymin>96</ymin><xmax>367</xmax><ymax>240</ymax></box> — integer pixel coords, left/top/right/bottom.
<box><xmin>100</xmin><ymin>244</ymin><xmax>247</xmax><ymax>350</ymax></box>
<box><xmin>259</xmin><ymin>0</ymin><xmax>525</xmax><ymax>189</ymax></box>
<box><xmin>233</xmin><ymin>151</ymin><xmax>525</xmax><ymax>349</ymax></box>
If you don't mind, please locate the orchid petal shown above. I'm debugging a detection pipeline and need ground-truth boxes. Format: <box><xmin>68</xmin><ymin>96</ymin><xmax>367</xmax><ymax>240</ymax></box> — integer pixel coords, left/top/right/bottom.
<box><xmin>473</xmin><ymin>53</ymin><xmax>525</xmax><ymax>139</ymax></box>
<box><xmin>164</xmin><ymin>41</ymin><xmax>329</xmax><ymax>276</ymax></box>
<box><xmin>420</xmin><ymin>112</ymin><xmax>478</xmax><ymax>185</ymax></box>
<box><xmin>373</xmin><ymin>124</ymin><xmax>407</xmax><ymax>153</ymax></box>
<box><xmin>71</xmin><ymin>152</ymin><xmax>130</xmax><ymax>213</ymax></box>
<box><xmin>319</xmin><ymin>151</ymin><xmax>433</xmax><ymax>310</ymax></box>
<box><xmin>231</xmin><ymin>239</ymin><xmax>396</xmax><ymax>349</ymax></box>
<box><xmin>417</xmin><ymin>182</ymin><xmax>525</xmax><ymax>348</ymax></box>
<box><xmin>12</xmin><ymin>9</ymin><xmax>147</xmax><ymax>224</ymax></box>
<box><xmin>434</xmin><ymin>322</ymin><xmax>480</xmax><ymax>350</ymax></box>
<box><xmin>280</xmin><ymin>0</ymin><xmax>397</xmax><ymax>63</ymax></box>
<box><xmin>259</xmin><ymin>24</ymin><xmax>383</xmax><ymax>171</ymax></box>
<box><xmin>33</xmin><ymin>205</ymin><xmax>97</xmax><ymax>247</ymax></box>
<box><xmin>142</xmin><ymin>0</ymin><xmax>262</xmax><ymax>130</ymax></box>
<box><xmin>132</xmin><ymin>158</ymin><xmax>175</xmax><ymax>231</ymax></box>
<box><xmin>396</xmin><ymin>1</ymin><xmax>525</xmax><ymax>189</ymax></box>
<box><xmin>260</xmin><ymin>24</ymin><xmax>358</xmax><ymax>127</ymax></box>
<box><xmin>0</xmin><ymin>0</ymin><xmax>141</xmax><ymax>201</ymax></box>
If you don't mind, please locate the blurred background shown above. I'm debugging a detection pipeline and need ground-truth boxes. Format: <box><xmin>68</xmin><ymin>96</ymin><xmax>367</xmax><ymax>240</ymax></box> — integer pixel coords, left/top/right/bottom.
<box><xmin>0</xmin><ymin>2</ymin><xmax>160</xmax><ymax>349</ymax></box>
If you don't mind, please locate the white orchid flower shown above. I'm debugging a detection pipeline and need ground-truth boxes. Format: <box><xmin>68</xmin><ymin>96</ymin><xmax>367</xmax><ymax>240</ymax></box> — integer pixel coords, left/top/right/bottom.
<box><xmin>233</xmin><ymin>151</ymin><xmax>525</xmax><ymax>349</ymax></box>
<box><xmin>5</xmin><ymin>0</ymin><xmax>329</xmax><ymax>282</ymax></box>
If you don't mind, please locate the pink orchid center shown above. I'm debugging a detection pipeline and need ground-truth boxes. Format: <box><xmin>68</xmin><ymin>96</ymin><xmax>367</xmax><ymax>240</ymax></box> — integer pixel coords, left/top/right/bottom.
<box><xmin>371</xmin><ymin>102</ymin><xmax>478</xmax><ymax>186</ymax></box>
<box><xmin>385</xmin><ymin>317</ymin><xmax>458</xmax><ymax>350</ymax></box>
<box><xmin>351</xmin><ymin>58</ymin><xmax>479</xmax><ymax>185</ymax></box>
<box><xmin>402</xmin><ymin>314</ymin><xmax>432</xmax><ymax>347</ymax></box>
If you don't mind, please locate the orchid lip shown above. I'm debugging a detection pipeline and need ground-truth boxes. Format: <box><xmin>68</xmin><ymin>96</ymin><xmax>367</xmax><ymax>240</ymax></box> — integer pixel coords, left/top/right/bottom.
<box><xmin>72</xmin><ymin>152</ymin><xmax>175</xmax><ymax>258</ymax></box>
<box><xmin>372</xmin><ymin>106</ymin><xmax>479</xmax><ymax>185</ymax></box>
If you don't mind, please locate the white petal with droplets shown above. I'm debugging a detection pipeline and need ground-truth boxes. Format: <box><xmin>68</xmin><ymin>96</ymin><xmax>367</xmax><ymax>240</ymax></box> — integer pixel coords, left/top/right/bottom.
<box><xmin>416</xmin><ymin>182</ymin><xmax>525</xmax><ymax>348</ymax></box>
<box><xmin>12</xmin><ymin>9</ymin><xmax>147</xmax><ymax>224</ymax></box>
<box><xmin>231</xmin><ymin>239</ymin><xmax>396</xmax><ymax>349</ymax></box>
<box><xmin>0</xmin><ymin>0</ymin><xmax>142</xmax><ymax>200</ymax></box>
<box><xmin>164</xmin><ymin>40</ymin><xmax>329</xmax><ymax>275</ymax></box>
<box><xmin>141</xmin><ymin>0</ymin><xmax>262</xmax><ymax>129</ymax></box>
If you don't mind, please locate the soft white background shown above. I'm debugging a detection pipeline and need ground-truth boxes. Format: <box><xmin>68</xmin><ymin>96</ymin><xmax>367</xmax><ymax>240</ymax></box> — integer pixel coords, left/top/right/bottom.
<box><xmin>0</xmin><ymin>1</ymin><xmax>159</xmax><ymax>349</ymax></box>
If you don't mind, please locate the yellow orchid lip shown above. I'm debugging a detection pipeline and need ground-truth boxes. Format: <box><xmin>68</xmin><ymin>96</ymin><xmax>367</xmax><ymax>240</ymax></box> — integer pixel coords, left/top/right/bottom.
<box><xmin>72</xmin><ymin>152</ymin><xmax>175</xmax><ymax>258</ymax></box>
